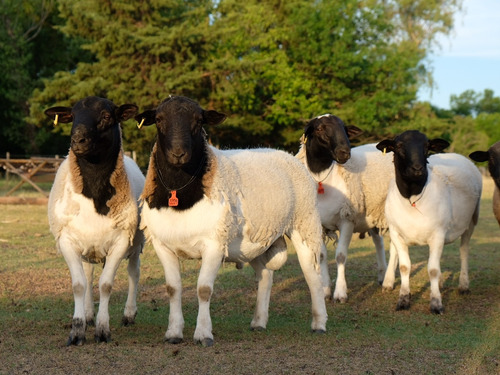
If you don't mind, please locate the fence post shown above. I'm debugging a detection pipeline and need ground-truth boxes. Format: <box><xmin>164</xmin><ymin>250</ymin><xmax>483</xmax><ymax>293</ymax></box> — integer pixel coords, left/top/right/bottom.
<box><xmin>5</xmin><ymin>152</ymin><xmax>10</xmax><ymax>181</ymax></box>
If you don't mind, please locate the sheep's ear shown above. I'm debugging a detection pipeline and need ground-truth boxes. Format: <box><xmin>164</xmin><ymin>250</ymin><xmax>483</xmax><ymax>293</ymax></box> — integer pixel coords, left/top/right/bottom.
<box><xmin>428</xmin><ymin>138</ymin><xmax>449</xmax><ymax>153</ymax></box>
<box><xmin>117</xmin><ymin>104</ymin><xmax>138</xmax><ymax>122</ymax></box>
<box><xmin>376</xmin><ymin>139</ymin><xmax>395</xmax><ymax>153</ymax></box>
<box><xmin>469</xmin><ymin>150</ymin><xmax>489</xmax><ymax>162</ymax></box>
<box><xmin>134</xmin><ymin>110</ymin><xmax>157</xmax><ymax>128</ymax></box>
<box><xmin>203</xmin><ymin>110</ymin><xmax>226</xmax><ymax>126</ymax></box>
<box><xmin>44</xmin><ymin>107</ymin><xmax>73</xmax><ymax>123</ymax></box>
<box><xmin>345</xmin><ymin>125</ymin><xmax>363</xmax><ymax>139</ymax></box>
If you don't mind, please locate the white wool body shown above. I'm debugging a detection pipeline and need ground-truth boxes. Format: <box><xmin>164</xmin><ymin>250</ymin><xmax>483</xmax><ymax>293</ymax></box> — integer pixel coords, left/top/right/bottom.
<box><xmin>297</xmin><ymin>143</ymin><xmax>394</xmax><ymax>301</ymax></box>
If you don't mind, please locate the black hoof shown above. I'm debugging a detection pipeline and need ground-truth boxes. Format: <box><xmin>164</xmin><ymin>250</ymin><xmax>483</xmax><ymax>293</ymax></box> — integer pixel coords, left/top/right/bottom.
<box><xmin>94</xmin><ymin>332</ymin><xmax>112</xmax><ymax>343</ymax></box>
<box><xmin>250</xmin><ymin>326</ymin><xmax>266</xmax><ymax>332</ymax></box>
<box><xmin>396</xmin><ymin>295</ymin><xmax>411</xmax><ymax>311</ymax></box>
<box><xmin>458</xmin><ymin>288</ymin><xmax>471</xmax><ymax>295</ymax></box>
<box><xmin>86</xmin><ymin>318</ymin><xmax>95</xmax><ymax>327</ymax></box>
<box><xmin>121</xmin><ymin>315</ymin><xmax>136</xmax><ymax>327</ymax></box>
<box><xmin>166</xmin><ymin>337</ymin><xmax>183</xmax><ymax>345</ymax></box>
<box><xmin>195</xmin><ymin>338</ymin><xmax>214</xmax><ymax>347</ymax></box>
<box><xmin>66</xmin><ymin>335</ymin><xmax>86</xmax><ymax>346</ymax></box>
<box><xmin>430</xmin><ymin>298</ymin><xmax>444</xmax><ymax>314</ymax></box>
<box><xmin>311</xmin><ymin>329</ymin><xmax>326</xmax><ymax>334</ymax></box>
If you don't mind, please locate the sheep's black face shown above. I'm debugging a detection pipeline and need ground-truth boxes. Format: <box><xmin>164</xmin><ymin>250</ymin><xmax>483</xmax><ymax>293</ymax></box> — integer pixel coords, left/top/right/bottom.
<box><xmin>392</xmin><ymin>131</ymin><xmax>430</xmax><ymax>183</ymax></box>
<box><xmin>304</xmin><ymin>114</ymin><xmax>363</xmax><ymax>174</ymax></box>
<box><xmin>45</xmin><ymin>96</ymin><xmax>138</xmax><ymax>162</ymax></box>
<box><xmin>154</xmin><ymin>97</ymin><xmax>205</xmax><ymax>167</ymax></box>
<box><xmin>487</xmin><ymin>142</ymin><xmax>500</xmax><ymax>183</ymax></box>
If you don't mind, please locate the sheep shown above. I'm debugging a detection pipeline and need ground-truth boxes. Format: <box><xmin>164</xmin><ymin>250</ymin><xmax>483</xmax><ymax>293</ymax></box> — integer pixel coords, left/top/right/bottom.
<box><xmin>295</xmin><ymin>114</ymin><xmax>395</xmax><ymax>302</ymax></box>
<box><xmin>469</xmin><ymin>141</ymin><xmax>500</xmax><ymax>226</ymax></box>
<box><xmin>44</xmin><ymin>96</ymin><xmax>145</xmax><ymax>345</ymax></box>
<box><xmin>376</xmin><ymin>130</ymin><xmax>482</xmax><ymax>314</ymax></box>
<box><xmin>136</xmin><ymin>95</ymin><xmax>328</xmax><ymax>347</ymax></box>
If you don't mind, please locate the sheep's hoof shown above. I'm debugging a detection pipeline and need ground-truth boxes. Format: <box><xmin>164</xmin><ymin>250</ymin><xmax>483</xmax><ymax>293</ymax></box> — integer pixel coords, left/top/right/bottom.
<box><xmin>67</xmin><ymin>318</ymin><xmax>86</xmax><ymax>346</ymax></box>
<box><xmin>165</xmin><ymin>337</ymin><xmax>183</xmax><ymax>345</ymax></box>
<box><xmin>334</xmin><ymin>297</ymin><xmax>348</xmax><ymax>304</ymax></box>
<box><xmin>382</xmin><ymin>286</ymin><xmax>394</xmax><ymax>293</ymax></box>
<box><xmin>311</xmin><ymin>329</ymin><xmax>326</xmax><ymax>334</ymax></box>
<box><xmin>430</xmin><ymin>298</ymin><xmax>444</xmax><ymax>315</ymax></box>
<box><xmin>396</xmin><ymin>295</ymin><xmax>411</xmax><ymax>311</ymax></box>
<box><xmin>94</xmin><ymin>329</ymin><xmax>111</xmax><ymax>343</ymax></box>
<box><xmin>458</xmin><ymin>287</ymin><xmax>471</xmax><ymax>295</ymax></box>
<box><xmin>121</xmin><ymin>315</ymin><xmax>136</xmax><ymax>326</ymax></box>
<box><xmin>86</xmin><ymin>318</ymin><xmax>95</xmax><ymax>327</ymax></box>
<box><xmin>94</xmin><ymin>332</ymin><xmax>112</xmax><ymax>343</ymax></box>
<box><xmin>66</xmin><ymin>335</ymin><xmax>86</xmax><ymax>346</ymax></box>
<box><xmin>250</xmin><ymin>326</ymin><xmax>266</xmax><ymax>332</ymax></box>
<box><xmin>195</xmin><ymin>338</ymin><xmax>214</xmax><ymax>347</ymax></box>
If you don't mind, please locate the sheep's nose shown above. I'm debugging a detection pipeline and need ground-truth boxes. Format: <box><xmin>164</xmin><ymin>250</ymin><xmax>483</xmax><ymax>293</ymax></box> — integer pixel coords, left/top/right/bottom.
<box><xmin>336</xmin><ymin>150</ymin><xmax>351</xmax><ymax>164</ymax></box>
<box><xmin>411</xmin><ymin>164</ymin><xmax>425</xmax><ymax>176</ymax></box>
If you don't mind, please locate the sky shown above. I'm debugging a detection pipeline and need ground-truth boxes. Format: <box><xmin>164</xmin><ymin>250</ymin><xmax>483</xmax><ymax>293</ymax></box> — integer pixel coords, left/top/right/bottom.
<box><xmin>417</xmin><ymin>0</ymin><xmax>500</xmax><ymax>109</ymax></box>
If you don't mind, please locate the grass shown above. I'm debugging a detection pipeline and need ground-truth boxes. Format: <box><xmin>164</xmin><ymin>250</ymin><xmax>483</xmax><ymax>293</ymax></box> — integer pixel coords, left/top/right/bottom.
<box><xmin>0</xmin><ymin>178</ymin><xmax>499</xmax><ymax>374</ymax></box>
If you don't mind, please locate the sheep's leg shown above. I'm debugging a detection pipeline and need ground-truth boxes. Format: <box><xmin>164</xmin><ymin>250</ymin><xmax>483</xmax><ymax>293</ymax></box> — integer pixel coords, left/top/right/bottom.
<box><xmin>290</xmin><ymin>231</ymin><xmax>327</xmax><ymax>333</ymax></box>
<box><xmin>319</xmin><ymin>242</ymin><xmax>332</xmax><ymax>299</ymax></box>
<box><xmin>94</xmin><ymin>240</ymin><xmax>127</xmax><ymax>343</ymax></box>
<box><xmin>59</xmin><ymin>237</ymin><xmax>87</xmax><ymax>346</ymax></box>
<box><xmin>382</xmin><ymin>241</ymin><xmax>398</xmax><ymax>291</ymax></box>
<box><xmin>458</xmin><ymin>221</ymin><xmax>474</xmax><ymax>294</ymax></box>
<box><xmin>153</xmin><ymin>240</ymin><xmax>184</xmax><ymax>344</ymax></box>
<box><xmin>333</xmin><ymin>221</ymin><xmax>354</xmax><ymax>303</ymax></box>
<box><xmin>368</xmin><ymin>228</ymin><xmax>387</xmax><ymax>285</ymax></box>
<box><xmin>122</xmin><ymin>246</ymin><xmax>141</xmax><ymax>326</ymax></box>
<box><xmin>428</xmin><ymin>237</ymin><xmax>445</xmax><ymax>314</ymax></box>
<box><xmin>249</xmin><ymin>257</ymin><xmax>273</xmax><ymax>331</ymax></box>
<box><xmin>194</xmin><ymin>248</ymin><xmax>224</xmax><ymax>347</ymax></box>
<box><xmin>83</xmin><ymin>261</ymin><xmax>95</xmax><ymax>326</ymax></box>
<box><xmin>391</xmin><ymin>232</ymin><xmax>411</xmax><ymax>311</ymax></box>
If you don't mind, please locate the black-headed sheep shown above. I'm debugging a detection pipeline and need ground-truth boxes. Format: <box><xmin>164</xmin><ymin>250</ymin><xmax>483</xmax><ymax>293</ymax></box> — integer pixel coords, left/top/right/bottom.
<box><xmin>296</xmin><ymin>115</ymin><xmax>395</xmax><ymax>302</ymax></box>
<box><xmin>469</xmin><ymin>141</ymin><xmax>500</xmax><ymax>226</ymax></box>
<box><xmin>377</xmin><ymin>130</ymin><xmax>482</xmax><ymax>314</ymax></box>
<box><xmin>136</xmin><ymin>96</ymin><xmax>328</xmax><ymax>347</ymax></box>
<box><xmin>45</xmin><ymin>96</ymin><xmax>145</xmax><ymax>345</ymax></box>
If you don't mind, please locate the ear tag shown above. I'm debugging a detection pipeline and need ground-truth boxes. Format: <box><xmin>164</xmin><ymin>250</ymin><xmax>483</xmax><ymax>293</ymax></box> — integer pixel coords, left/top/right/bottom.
<box><xmin>169</xmin><ymin>191</ymin><xmax>179</xmax><ymax>207</ymax></box>
<box><xmin>137</xmin><ymin>118</ymin><xmax>145</xmax><ymax>129</ymax></box>
<box><xmin>54</xmin><ymin>114</ymin><xmax>59</xmax><ymax>126</ymax></box>
<box><xmin>317</xmin><ymin>181</ymin><xmax>325</xmax><ymax>194</ymax></box>
<box><xmin>383</xmin><ymin>147</ymin><xmax>386</xmax><ymax>155</ymax></box>
<box><xmin>304</xmin><ymin>136</ymin><xmax>308</xmax><ymax>144</ymax></box>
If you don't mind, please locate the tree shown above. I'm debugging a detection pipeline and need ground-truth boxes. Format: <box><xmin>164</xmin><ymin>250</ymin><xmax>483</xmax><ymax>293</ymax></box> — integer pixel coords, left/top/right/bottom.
<box><xmin>27</xmin><ymin>0</ymin><xmax>464</xmax><ymax>166</ymax></box>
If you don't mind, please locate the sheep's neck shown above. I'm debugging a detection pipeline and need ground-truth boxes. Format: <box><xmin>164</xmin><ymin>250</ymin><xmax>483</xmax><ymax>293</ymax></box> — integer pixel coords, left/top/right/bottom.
<box><xmin>149</xmin><ymin>143</ymin><xmax>208</xmax><ymax>211</ymax></box>
<box><xmin>394</xmin><ymin>173</ymin><xmax>427</xmax><ymax>200</ymax></box>
<box><xmin>305</xmin><ymin>143</ymin><xmax>334</xmax><ymax>175</ymax></box>
<box><xmin>76</xmin><ymin>149</ymin><xmax>119</xmax><ymax>216</ymax></box>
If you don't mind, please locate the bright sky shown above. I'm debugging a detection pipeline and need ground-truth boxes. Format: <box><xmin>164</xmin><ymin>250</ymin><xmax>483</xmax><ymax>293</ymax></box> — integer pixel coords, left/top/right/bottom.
<box><xmin>417</xmin><ymin>0</ymin><xmax>500</xmax><ymax>109</ymax></box>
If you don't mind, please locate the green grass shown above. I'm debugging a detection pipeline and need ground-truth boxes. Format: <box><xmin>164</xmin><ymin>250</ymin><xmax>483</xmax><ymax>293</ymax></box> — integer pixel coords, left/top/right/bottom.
<box><xmin>0</xmin><ymin>178</ymin><xmax>499</xmax><ymax>374</ymax></box>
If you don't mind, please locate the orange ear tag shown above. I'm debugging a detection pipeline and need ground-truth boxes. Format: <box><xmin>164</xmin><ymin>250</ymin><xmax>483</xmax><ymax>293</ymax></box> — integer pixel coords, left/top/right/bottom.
<box><xmin>169</xmin><ymin>191</ymin><xmax>179</xmax><ymax>207</ymax></box>
<box><xmin>318</xmin><ymin>182</ymin><xmax>325</xmax><ymax>194</ymax></box>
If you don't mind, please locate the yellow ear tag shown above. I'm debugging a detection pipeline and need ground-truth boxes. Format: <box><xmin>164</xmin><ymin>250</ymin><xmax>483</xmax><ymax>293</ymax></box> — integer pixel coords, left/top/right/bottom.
<box><xmin>383</xmin><ymin>147</ymin><xmax>386</xmax><ymax>155</ymax></box>
<box><xmin>54</xmin><ymin>114</ymin><xmax>59</xmax><ymax>126</ymax></box>
<box><xmin>137</xmin><ymin>118</ymin><xmax>145</xmax><ymax>129</ymax></box>
<box><xmin>304</xmin><ymin>136</ymin><xmax>308</xmax><ymax>144</ymax></box>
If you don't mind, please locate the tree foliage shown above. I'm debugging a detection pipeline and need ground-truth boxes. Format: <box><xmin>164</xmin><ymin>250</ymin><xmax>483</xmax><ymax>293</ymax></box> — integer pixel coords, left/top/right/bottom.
<box><xmin>25</xmin><ymin>0</ymin><xmax>464</xmax><ymax>166</ymax></box>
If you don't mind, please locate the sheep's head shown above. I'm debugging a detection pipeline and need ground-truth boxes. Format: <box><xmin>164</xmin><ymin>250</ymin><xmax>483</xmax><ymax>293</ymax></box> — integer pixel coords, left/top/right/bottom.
<box><xmin>45</xmin><ymin>96</ymin><xmax>138</xmax><ymax>161</ymax></box>
<box><xmin>470</xmin><ymin>141</ymin><xmax>500</xmax><ymax>186</ymax></box>
<box><xmin>376</xmin><ymin>130</ymin><xmax>449</xmax><ymax>198</ymax></box>
<box><xmin>303</xmin><ymin>114</ymin><xmax>362</xmax><ymax>173</ymax></box>
<box><xmin>136</xmin><ymin>96</ymin><xmax>226</xmax><ymax>167</ymax></box>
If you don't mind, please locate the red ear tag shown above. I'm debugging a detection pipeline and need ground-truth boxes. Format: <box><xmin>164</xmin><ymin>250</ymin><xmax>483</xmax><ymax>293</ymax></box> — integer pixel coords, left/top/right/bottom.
<box><xmin>411</xmin><ymin>202</ymin><xmax>416</xmax><ymax>207</ymax></box>
<box><xmin>317</xmin><ymin>182</ymin><xmax>325</xmax><ymax>194</ymax></box>
<box><xmin>169</xmin><ymin>191</ymin><xmax>179</xmax><ymax>207</ymax></box>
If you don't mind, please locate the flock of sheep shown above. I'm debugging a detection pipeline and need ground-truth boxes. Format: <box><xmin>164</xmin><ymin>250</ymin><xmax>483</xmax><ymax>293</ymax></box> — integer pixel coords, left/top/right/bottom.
<box><xmin>44</xmin><ymin>95</ymin><xmax>500</xmax><ymax>347</ymax></box>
